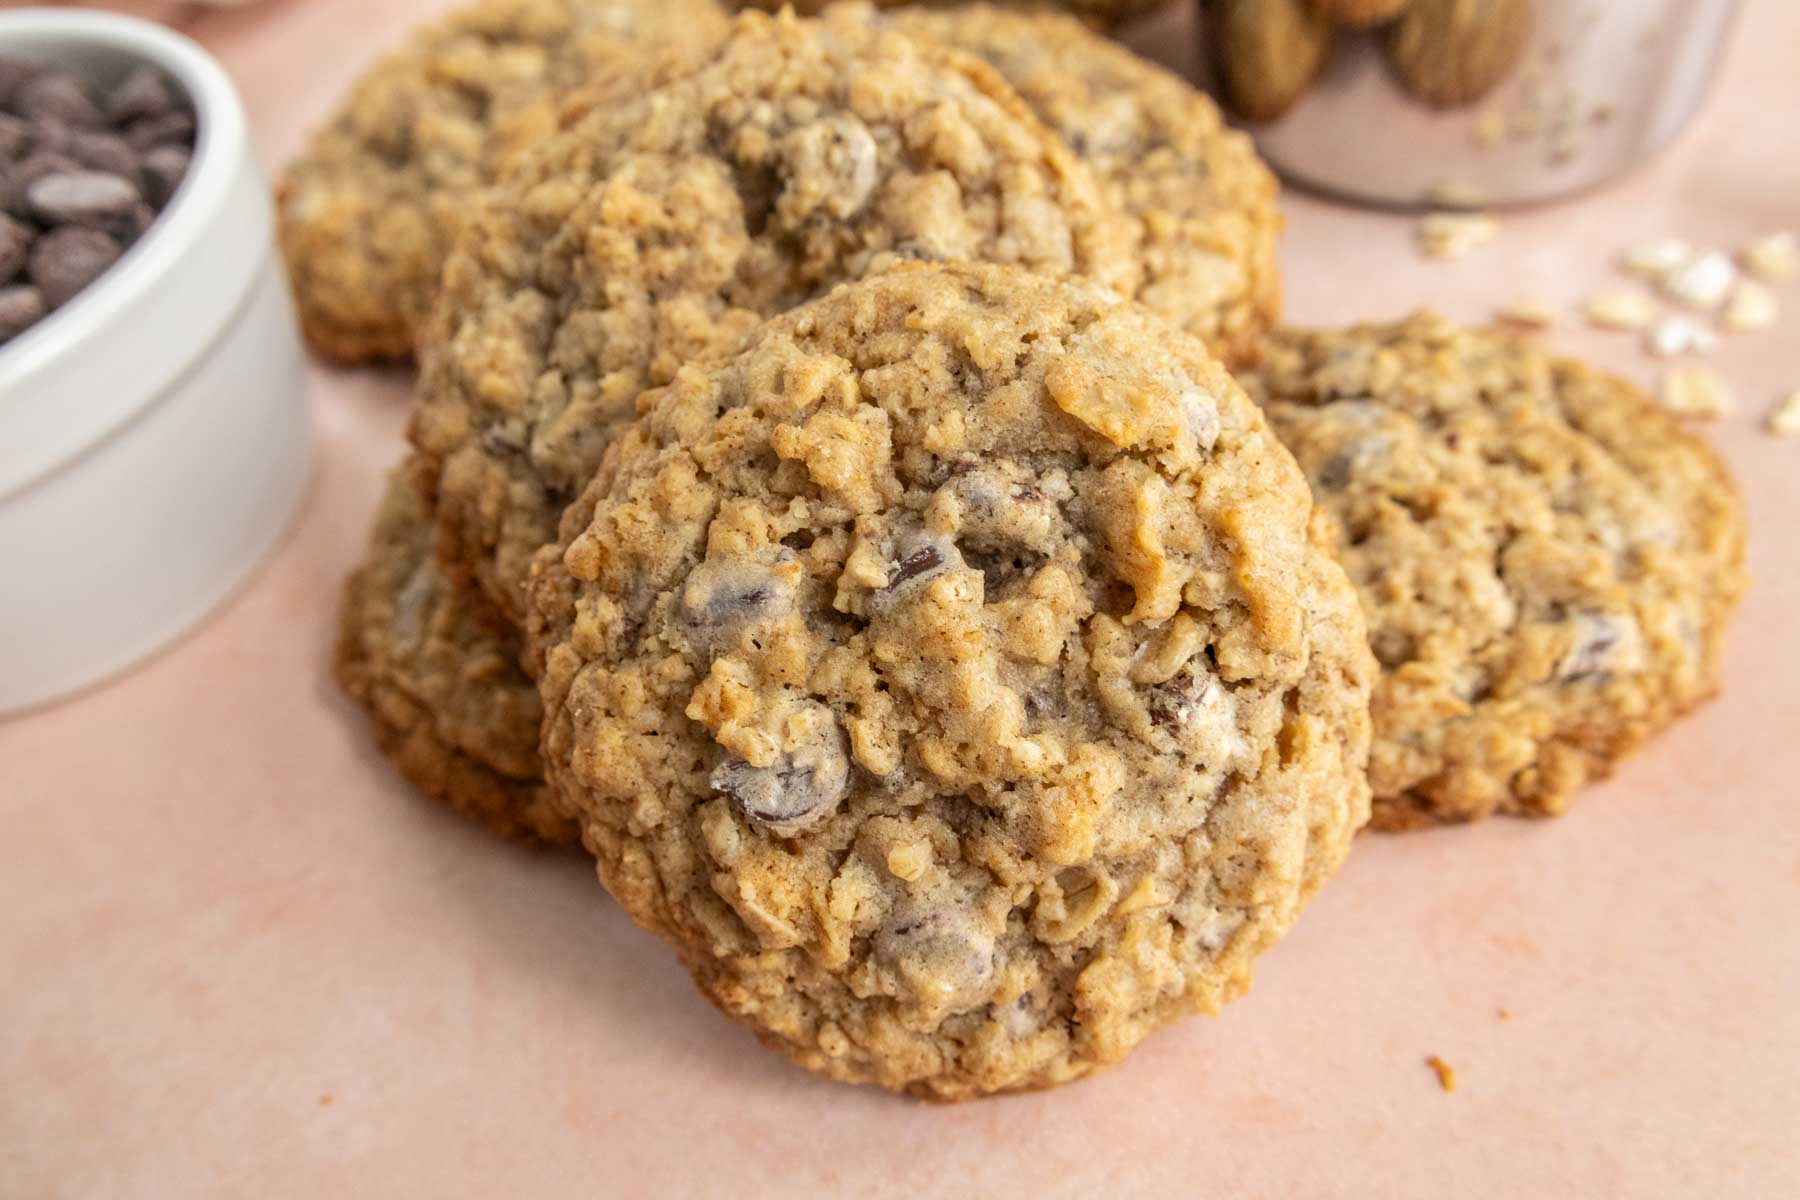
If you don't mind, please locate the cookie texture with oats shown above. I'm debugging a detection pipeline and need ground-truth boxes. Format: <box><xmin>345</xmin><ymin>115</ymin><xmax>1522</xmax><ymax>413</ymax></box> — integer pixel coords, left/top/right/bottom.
<box><xmin>885</xmin><ymin>4</ymin><xmax>1281</xmax><ymax>368</ymax></box>
<box><xmin>336</xmin><ymin>469</ymin><xmax>574</xmax><ymax>846</ymax></box>
<box><xmin>278</xmin><ymin>0</ymin><xmax>729</xmax><ymax>363</ymax></box>
<box><xmin>1246</xmin><ymin>315</ymin><xmax>1746</xmax><ymax>830</ymax></box>
<box><xmin>528</xmin><ymin>263</ymin><xmax>1374</xmax><ymax>1100</ymax></box>
<box><xmin>410</xmin><ymin>7</ymin><xmax>1137</xmax><ymax>624</ymax></box>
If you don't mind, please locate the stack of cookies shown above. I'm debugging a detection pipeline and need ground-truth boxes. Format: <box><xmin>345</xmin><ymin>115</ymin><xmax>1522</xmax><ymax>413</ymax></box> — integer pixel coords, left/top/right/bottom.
<box><xmin>283</xmin><ymin>0</ymin><xmax>1746</xmax><ymax>1100</ymax></box>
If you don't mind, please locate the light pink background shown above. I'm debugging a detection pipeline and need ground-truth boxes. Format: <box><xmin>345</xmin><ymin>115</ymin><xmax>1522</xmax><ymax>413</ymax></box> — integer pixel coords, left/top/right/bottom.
<box><xmin>4</xmin><ymin>1</ymin><xmax>1797</xmax><ymax>1195</ymax></box>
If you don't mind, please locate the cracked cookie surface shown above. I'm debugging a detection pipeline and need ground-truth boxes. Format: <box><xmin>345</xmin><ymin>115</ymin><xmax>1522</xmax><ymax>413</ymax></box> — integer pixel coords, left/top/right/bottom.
<box><xmin>528</xmin><ymin>262</ymin><xmax>1373</xmax><ymax>1099</ymax></box>
<box><xmin>1246</xmin><ymin>315</ymin><xmax>1746</xmax><ymax>830</ymax></box>
<box><xmin>336</xmin><ymin>469</ymin><xmax>574</xmax><ymax>845</ymax></box>
<box><xmin>885</xmin><ymin>3</ymin><xmax>1281</xmax><ymax>367</ymax></box>
<box><xmin>410</xmin><ymin>7</ymin><xmax>1137</xmax><ymax>624</ymax></box>
<box><xmin>278</xmin><ymin>0</ymin><xmax>729</xmax><ymax>362</ymax></box>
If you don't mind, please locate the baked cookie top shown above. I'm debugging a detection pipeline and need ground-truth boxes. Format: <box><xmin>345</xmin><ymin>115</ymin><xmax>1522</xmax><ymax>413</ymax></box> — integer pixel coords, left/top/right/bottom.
<box><xmin>278</xmin><ymin>0</ymin><xmax>729</xmax><ymax>362</ymax></box>
<box><xmin>410</xmin><ymin>7</ymin><xmax>1137</xmax><ymax>624</ymax></box>
<box><xmin>528</xmin><ymin>262</ymin><xmax>1373</xmax><ymax>1099</ymax></box>
<box><xmin>1246</xmin><ymin>315</ymin><xmax>1747</xmax><ymax>830</ymax></box>
<box><xmin>336</xmin><ymin>468</ymin><xmax>574</xmax><ymax>846</ymax></box>
<box><xmin>888</xmin><ymin>3</ymin><xmax>1282</xmax><ymax>366</ymax></box>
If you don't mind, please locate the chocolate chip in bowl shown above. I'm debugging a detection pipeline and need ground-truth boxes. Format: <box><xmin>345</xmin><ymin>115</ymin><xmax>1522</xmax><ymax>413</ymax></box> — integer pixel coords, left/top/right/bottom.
<box><xmin>0</xmin><ymin>55</ymin><xmax>195</xmax><ymax>343</ymax></box>
<box><xmin>0</xmin><ymin>9</ymin><xmax>309</xmax><ymax>715</ymax></box>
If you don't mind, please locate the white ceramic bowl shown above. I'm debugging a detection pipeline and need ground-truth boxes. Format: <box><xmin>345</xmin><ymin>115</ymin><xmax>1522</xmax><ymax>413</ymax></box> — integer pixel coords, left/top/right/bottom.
<box><xmin>0</xmin><ymin>8</ymin><xmax>310</xmax><ymax>715</ymax></box>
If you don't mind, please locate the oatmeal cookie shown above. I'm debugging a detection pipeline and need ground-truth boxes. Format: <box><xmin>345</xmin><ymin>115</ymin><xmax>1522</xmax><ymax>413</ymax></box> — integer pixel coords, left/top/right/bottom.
<box><xmin>1204</xmin><ymin>0</ymin><xmax>1336</xmax><ymax>124</ymax></box>
<box><xmin>410</xmin><ymin>7</ymin><xmax>1137</xmax><ymax>623</ymax></box>
<box><xmin>1246</xmin><ymin>315</ymin><xmax>1746</xmax><ymax>830</ymax></box>
<box><xmin>336</xmin><ymin>468</ymin><xmax>573</xmax><ymax>845</ymax></box>
<box><xmin>1385</xmin><ymin>0</ymin><xmax>1531</xmax><ymax>109</ymax></box>
<box><xmin>528</xmin><ymin>262</ymin><xmax>1374</xmax><ymax>1099</ymax></box>
<box><xmin>884</xmin><ymin>4</ymin><xmax>1281</xmax><ymax>367</ymax></box>
<box><xmin>278</xmin><ymin>0</ymin><xmax>729</xmax><ymax>363</ymax></box>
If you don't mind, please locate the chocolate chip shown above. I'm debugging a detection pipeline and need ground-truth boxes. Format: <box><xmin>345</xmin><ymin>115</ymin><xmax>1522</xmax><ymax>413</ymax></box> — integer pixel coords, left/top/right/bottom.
<box><xmin>1558</xmin><ymin>612</ymin><xmax>1642</xmax><ymax>682</ymax></box>
<box><xmin>710</xmin><ymin>716</ymin><xmax>849</xmax><ymax>835</ymax></box>
<box><xmin>16</xmin><ymin>72</ymin><xmax>104</xmax><ymax>129</ymax></box>
<box><xmin>124</xmin><ymin>110</ymin><xmax>195</xmax><ymax>152</ymax></box>
<box><xmin>679</xmin><ymin>564</ymin><xmax>791</xmax><ymax>629</ymax></box>
<box><xmin>28</xmin><ymin>116</ymin><xmax>73</xmax><ymax>155</ymax></box>
<box><xmin>1317</xmin><ymin>452</ymin><xmax>1354</xmax><ymax>491</ymax></box>
<box><xmin>874</xmin><ymin>904</ymin><xmax>997</xmax><ymax>1008</ymax></box>
<box><xmin>0</xmin><ymin>59</ymin><xmax>195</xmax><ymax>345</ymax></box>
<box><xmin>28</xmin><ymin>170</ymin><xmax>140</xmax><ymax>227</ymax></box>
<box><xmin>29</xmin><ymin>226</ymin><xmax>121</xmax><ymax>308</ymax></box>
<box><xmin>105</xmin><ymin>65</ymin><xmax>176</xmax><ymax>125</ymax></box>
<box><xmin>0</xmin><ymin>58</ymin><xmax>44</xmax><ymax>109</ymax></box>
<box><xmin>1147</xmin><ymin>661</ymin><xmax>1243</xmax><ymax>767</ymax></box>
<box><xmin>140</xmin><ymin>144</ymin><xmax>189</xmax><ymax>207</ymax></box>
<box><xmin>1</xmin><ymin>150</ymin><xmax>80</xmax><ymax>218</ymax></box>
<box><xmin>0</xmin><ymin>212</ymin><xmax>31</xmax><ymax>284</ymax></box>
<box><xmin>887</xmin><ymin>543</ymin><xmax>946</xmax><ymax>589</ymax></box>
<box><xmin>0</xmin><ymin>114</ymin><xmax>29</xmax><ymax>161</ymax></box>
<box><xmin>0</xmin><ymin>284</ymin><xmax>45</xmax><ymax>340</ymax></box>
<box><xmin>1148</xmin><ymin>666</ymin><xmax>1214</xmax><ymax>731</ymax></box>
<box><xmin>685</xmin><ymin>581</ymin><xmax>772</xmax><ymax>624</ymax></box>
<box><xmin>712</xmin><ymin>755</ymin><xmax>846</xmax><ymax>833</ymax></box>
<box><xmin>117</xmin><ymin>202</ymin><xmax>157</xmax><ymax>242</ymax></box>
<box><xmin>67</xmin><ymin>130</ymin><xmax>139</xmax><ymax>181</ymax></box>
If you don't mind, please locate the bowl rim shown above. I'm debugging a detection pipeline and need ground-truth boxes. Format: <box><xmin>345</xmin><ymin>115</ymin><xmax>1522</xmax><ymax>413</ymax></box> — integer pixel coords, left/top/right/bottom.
<box><xmin>0</xmin><ymin>7</ymin><xmax>269</xmax><ymax>500</ymax></box>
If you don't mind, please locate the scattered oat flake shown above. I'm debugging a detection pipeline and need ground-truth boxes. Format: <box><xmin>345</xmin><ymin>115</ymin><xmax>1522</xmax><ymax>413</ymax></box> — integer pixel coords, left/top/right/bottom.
<box><xmin>1663</xmin><ymin>250</ymin><xmax>1737</xmax><ymax>309</ymax></box>
<box><xmin>1475</xmin><ymin>108</ymin><xmax>1506</xmax><ymax>147</ymax></box>
<box><xmin>1769</xmin><ymin>391</ymin><xmax>1800</xmax><ymax>437</ymax></box>
<box><xmin>1496</xmin><ymin>296</ymin><xmax>1555</xmax><ymax>329</ymax></box>
<box><xmin>1645</xmin><ymin>315</ymin><xmax>1717</xmax><ymax>358</ymax></box>
<box><xmin>1425</xmin><ymin>179</ymin><xmax>1488</xmax><ymax>209</ymax></box>
<box><xmin>1739</xmin><ymin>231</ymin><xmax>1798</xmax><ymax>282</ymax></box>
<box><xmin>1419</xmin><ymin>212</ymin><xmax>1499</xmax><ymax>260</ymax></box>
<box><xmin>1721</xmin><ymin>281</ymin><xmax>1778</xmax><ymax>333</ymax></box>
<box><xmin>1426</xmin><ymin>1056</ymin><xmax>1457</xmax><ymax>1092</ymax></box>
<box><xmin>1582</xmin><ymin>288</ymin><xmax>1656</xmax><ymax>330</ymax></box>
<box><xmin>1661</xmin><ymin>365</ymin><xmax>1736</xmax><ymax>418</ymax></box>
<box><xmin>1623</xmin><ymin>237</ymin><xmax>1691</xmax><ymax>278</ymax></box>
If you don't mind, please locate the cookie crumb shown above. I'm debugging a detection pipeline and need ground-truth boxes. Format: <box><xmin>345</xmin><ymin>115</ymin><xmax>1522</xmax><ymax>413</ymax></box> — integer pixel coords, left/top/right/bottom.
<box><xmin>1495</xmin><ymin>296</ymin><xmax>1555</xmax><ymax>330</ymax></box>
<box><xmin>1739</xmin><ymin>231</ymin><xmax>1798</xmax><ymax>282</ymax></box>
<box><xmin>1622</xmin><ymin>237</ymin><xmax>1691</xmax><ymax>279</ymax></box>
<box><xmin>1645</xmin><ymin>315</ymin><xmax>1717</xmax><ymax>359</ymax></box>
<box><xmin>1768</xmin><ymin>391</ymin><xmax>1800</xmax><ymax>437</ymax></box>
<box><xmin>1419</xmin><ymin>212</ymin><xmax>1499</xmax><ymax>260</ymax></box>
<box><xmin>1582</xmin><ymin>288</ymin><xmax>1655</xmax><ymax>331</ymax></box>
<box><xmin>1661</xmin><ymin>250</ymin><xmax>1736</xmax><ymax>310</ymax></box>
<box><xmin>1661</xmin><ymin>365</ymin><xmax>1736</xmax><ymax>419</ymax></box>
<box><xmin>319</xmin><ymin>1094</ymin><xmax>333</xmax><ymax>1107</ymax></box>
<box><xmin>1721</xmin><ymin>281</ymin><xmax>1777</xmax><ymax>333</ymax></box>
<box><xmin>1496</xmin><ymin>1008</ymin><xmax>1512</xmax><ymax>1021</ymax></box>
<box><xmin>1425</xmin><ymin>1055</ymin><xmax>1457</xmax><ymax>1092</ymax></box>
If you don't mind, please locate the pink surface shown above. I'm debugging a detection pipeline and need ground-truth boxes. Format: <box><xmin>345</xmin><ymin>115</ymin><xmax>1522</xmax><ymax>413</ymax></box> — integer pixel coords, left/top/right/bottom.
<box><xmin>3</xmin><ymin>2</ymin><xmax>1797</xmax><ymax>1195</ymax></box>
